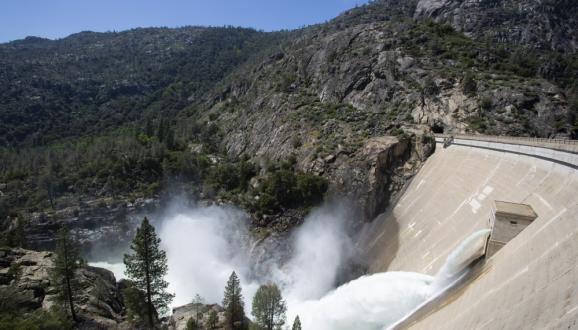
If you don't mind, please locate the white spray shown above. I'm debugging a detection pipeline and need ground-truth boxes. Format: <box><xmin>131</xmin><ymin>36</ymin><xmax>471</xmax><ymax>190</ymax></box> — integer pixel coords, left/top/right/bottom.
<box><xmin>274</xmin><ymin>203</ymin><xmax>354</xmax><ymax>302</ymax></box>
<box><xmin>289</xmin><ymin>228</ymin><xmax>491</xmax><ymax>330</ymax></box>
<box><xmin>157</xmin><ymin>201</ymin><xmax>353</xmax><ymax>308</ymax></box>
<box><xmin>158</xmin><ymin>203</ymin><xmax>258</xmax><ymax>307</ymax></box>
<box><xmin>90</xmin><ymin>200</ymin><xmax>490</xmax><ymax>329</ymax></box>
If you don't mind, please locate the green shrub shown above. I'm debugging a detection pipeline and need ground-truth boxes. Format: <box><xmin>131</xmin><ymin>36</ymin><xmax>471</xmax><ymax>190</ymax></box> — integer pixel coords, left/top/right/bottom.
<box><xmin>255</xmin><ymin>169</ymin><xmax>328</xmax><ymax>215</ymax></box>
<box><xmin>479</xmin><ymin>97</ymin><xmax>492</xmax><ymax>111</ymax></box>
<box><xmin>261</xmin><ymin>170</ymin><xmax>299</xmax><ymax>207</ymax></box>
<box><xmin>255</xmin><ymin>193</ymin><xmax>280</xmax><ymax>215</ymax></box>
<box><xmin>422</xmin><ymin>77</ymin><xmax>439</xmax><ymax>96</ymax></box>
<box><xmin>207</xmin><ymin>161</ymin><xmax>256</xmax><ymax>192</ymax></box>
<box><xmin>296</xmin><ymin>174</ymin><xmax>328</xmax><ymax>206</ymax></box>
<box><xmin>462</xmin><ymin>73</ymin><xmax>477</xmax><ymax>96</ymax></box>
<box><xmin>467</xmin><ymin>117</ymin><xmax>487</xmax><ymax>133</ymax></box>
<box><xmin>144</xmin><ymin>182</ymin><xmax>161</xmax><ymax>197</ymax></box>
<box><xmin>122</xmin><ymin>285</ymin><xmax>149</xmax><ymax>325</ymax></box>
<box><xmin>186</xmin><ymin>317</ymin><xmax>201</xmax><ymax>330</ymax></box>
<box><xmin>291</xmin><ymin>136</ymin><xmax>302</xmax><ymax>148</ymax></box>
<box><xmin>0</xmin><ymin>307</ymin><xmax>72</xmax><ymax>330</ymax></box>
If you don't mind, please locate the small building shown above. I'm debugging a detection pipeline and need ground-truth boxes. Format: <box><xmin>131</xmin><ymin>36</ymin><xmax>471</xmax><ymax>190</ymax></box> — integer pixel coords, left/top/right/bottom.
<box><xmin>486</xmin><ymin>201</ymin><xmax>538</xmax><ymax>258</ymax></box>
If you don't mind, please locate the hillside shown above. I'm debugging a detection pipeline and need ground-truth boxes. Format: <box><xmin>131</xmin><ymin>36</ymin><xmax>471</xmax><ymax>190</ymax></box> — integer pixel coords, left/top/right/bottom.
<box><xmin>1</xmin><ymin>1</ymin><xmax>578</xmax><ymax>329</ymax></box>
<box><xmin>0</xmin><ymin>27</ymin><xmax>286</xmax><ymax>147</ymax></box>
<box><xmin>1</xmin><ymin>0</ymin><xmax>578</xmax><ymax>245</ymax></box>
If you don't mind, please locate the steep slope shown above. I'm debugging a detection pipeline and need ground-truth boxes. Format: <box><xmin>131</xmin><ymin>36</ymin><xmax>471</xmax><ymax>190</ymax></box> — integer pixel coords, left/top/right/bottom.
<box><xmin>415</xmin><ymin>0</ymin><xmax>578</xmax><ymax>52</ymax></box>
<box><xmin>201</xmin><ymin>12</ymin><xmax>575</xmax><ymax>166</ymax></box>
<box><xmin>1</xmin><ymin>0</ymin><xmax>576</xmax><ymax>149</ymax></box>
<box><xmin>0</xmin><ymin>27</ymin><xmax>285</xmax><ymax>146</ymax></box>
<box><xmin>1</xmin><ymin>0</ymin><xmax>578</xmax><ymax>247</ymax></box>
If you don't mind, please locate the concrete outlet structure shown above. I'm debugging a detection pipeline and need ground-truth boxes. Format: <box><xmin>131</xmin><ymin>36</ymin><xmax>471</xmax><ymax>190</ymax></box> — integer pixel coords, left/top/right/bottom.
<box><xmin>360</xmin><ymin>134</ymin><xmax>578</xmax><ymax>329</ymax></box>
<box><xmin>486</xmin><ymin>201</ymin><xmax>537</xmax><ymax>258</ymax></box>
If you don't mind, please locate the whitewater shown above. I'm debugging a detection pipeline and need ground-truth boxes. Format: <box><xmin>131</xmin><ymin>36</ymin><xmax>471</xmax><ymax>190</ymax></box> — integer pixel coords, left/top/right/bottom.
<box><xmin>89</xmin><ymin>201</ymin><xmax>490</xmax><ymax>329</ymax></box>
<box><xmin>290</xmin><ymin>229</ymin><xmax>490</xmax><ymax>330</ymax></box>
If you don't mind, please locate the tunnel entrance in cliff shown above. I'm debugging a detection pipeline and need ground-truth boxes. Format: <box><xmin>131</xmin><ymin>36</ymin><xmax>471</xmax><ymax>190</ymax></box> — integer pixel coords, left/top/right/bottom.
<box><xmin>431</xmin><ymin>122</ymin><xmax>444</xmax><ymax>134</ymax></box>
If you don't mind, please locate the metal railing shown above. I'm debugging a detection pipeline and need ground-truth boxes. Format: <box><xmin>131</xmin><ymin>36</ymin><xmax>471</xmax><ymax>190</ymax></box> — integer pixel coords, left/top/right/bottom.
<box><xmin>434</xmin><ymin>133</ymin><xmax>578</xmax><ymax>153</ymax></box>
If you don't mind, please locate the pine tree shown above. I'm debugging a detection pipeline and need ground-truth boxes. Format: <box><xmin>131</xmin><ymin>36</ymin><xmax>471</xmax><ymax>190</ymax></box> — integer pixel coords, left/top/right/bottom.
<box><xmin>145</xmin><ymin>118</ymin><xmax>154</xmax><ymax>137</ymax></box>
<box><xmin>192</xmin><ymin>293</ymin><xmax>205</xmax><ymax>323</ymax></box>
<box><xmin>205</xmin><ymin>309</ymin><xmax>219</xmax><ymax>329</ymax></box>
<box><xmin>222</xmin><ymin>271</ymin><xmax>246</xmax><ymax>330</ymax></box>
<box><xmin>124</xmin><ymin>217</ymin><xmax>174</xmax><ymax>328</ymax></box>
<box><xmin>39</xmin><ymin>162</ymin><xmax>56</xmax><ymax>209</ymax></box>
<box><xmin>292</xmin><ymin>316</ymin><xmax>302</xmax><ymax>330</ymax></box>
<box><xmin>251</xmin><ymin>283</ymin><xmax>286</xmax><ymax>330</ymax></box>
<box><xmin>186</xmin><ymin>317</ymin><xmax>200</xmax><ymax>330</ymax></box>
<box><xmin>6</xmin><ymin>215</ymin><xmax>25</xmax><ymax>248</ymax></box>
<box><xmin>51</xmin><ymin>226</ymin><xmax>83</xmax><ymax>322</ymax></box>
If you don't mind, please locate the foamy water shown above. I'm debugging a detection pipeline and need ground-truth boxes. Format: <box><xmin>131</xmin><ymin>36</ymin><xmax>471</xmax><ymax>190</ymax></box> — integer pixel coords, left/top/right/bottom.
<box><xmin>289</xmin><ymin>272</ymin><xmax>433</xmax><ymax>330</ymax></box>
<box><xmin>90</xmin><ymin>201</ymin><xmax>490</xmax><ymax>329</ymax></box>
<box><xmin>288</xmin><ymin>229</ymin><xmax>491</xmax><ymax>330</ymax></box>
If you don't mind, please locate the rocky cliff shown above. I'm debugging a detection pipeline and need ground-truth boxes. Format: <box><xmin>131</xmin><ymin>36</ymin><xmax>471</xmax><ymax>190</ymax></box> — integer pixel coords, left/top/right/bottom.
<box><xmin>169</xmin><ymin>303</ymin><xmax>228</xmax><ymax>330</ymax></box>
<box><xmin>414</xmin><ymin>0</ymin><xmax>578</xmax><ymax>52</ymax></box>
<box><xmin>0</xmin><ymin>248</ymin><xmax>125</xmax><ymax>328</ymax></box>
<box><xmin>24</xmin><ymin>196</ymin><xmax>159</xmax><ymax>253</ymax></box>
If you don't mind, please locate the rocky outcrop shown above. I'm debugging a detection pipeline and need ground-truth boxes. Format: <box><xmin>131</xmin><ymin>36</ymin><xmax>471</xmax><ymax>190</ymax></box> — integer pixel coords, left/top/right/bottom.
<box><xmin>205</xmin><ymin>14</ymin><xmax>572</xmax><ymax>172</ymax></box>
<box><xmin>24</xmin><ymin>196</ymin><xmax>159</xmax><ymax>253</ymax></box>
<box><xmin>414</xmin><ymin>0</ymin><xmax>578</xmax><ymax>52</ymax></box>
<box><xmin>169</xmin><ymin>303</ymin><xmax>227</xmax><ymax>330</ymax></box>
<box><xmin>327</xmin><ymin>131</ymin><xmax>435</xmax><ymax>221</ymax></box>
<box><xmin>0</xmin><ymin>248</ymin><xmax>125</xmax><ymax>328</ymax></box>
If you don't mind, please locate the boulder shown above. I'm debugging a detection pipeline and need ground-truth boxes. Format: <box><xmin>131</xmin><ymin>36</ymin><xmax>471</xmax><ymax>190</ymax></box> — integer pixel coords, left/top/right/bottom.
<box><xmin>170</xmin><ymin>303</ymin><xmax>225</xmax><ymax>330</ymax></box>
<box><xmin>0</xmin><ymin>248</ymin><xmax>125</xmax><ymax>327</ymax></box>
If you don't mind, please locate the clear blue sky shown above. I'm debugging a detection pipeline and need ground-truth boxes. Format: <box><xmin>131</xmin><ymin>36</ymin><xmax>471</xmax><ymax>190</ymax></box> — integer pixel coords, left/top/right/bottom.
<box><xmin>0</xmin><ymin>0</ymin><xmax>370</xmax><ymax>43</ymax></box>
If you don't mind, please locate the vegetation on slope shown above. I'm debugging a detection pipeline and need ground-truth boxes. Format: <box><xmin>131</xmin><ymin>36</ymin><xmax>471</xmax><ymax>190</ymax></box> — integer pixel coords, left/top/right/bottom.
<box><xmin>1</xmin><ymin>0</ymin><xmax>577</xmax><ymax>243</ymax></box>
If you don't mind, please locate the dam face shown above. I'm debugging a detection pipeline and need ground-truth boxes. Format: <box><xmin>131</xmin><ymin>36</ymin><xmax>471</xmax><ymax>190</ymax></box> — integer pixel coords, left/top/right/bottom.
<box><xmin>361</xmin><ymin>136</ymin><xmax>578</xmax><ymax>329</ymax></box>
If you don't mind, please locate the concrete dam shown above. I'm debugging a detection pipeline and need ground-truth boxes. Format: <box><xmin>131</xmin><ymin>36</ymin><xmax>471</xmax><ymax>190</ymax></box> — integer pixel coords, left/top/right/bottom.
<box><xmin>360</xmin><ymin>134</ymin><xmax>578</xmax><ymax>329</ymax></box>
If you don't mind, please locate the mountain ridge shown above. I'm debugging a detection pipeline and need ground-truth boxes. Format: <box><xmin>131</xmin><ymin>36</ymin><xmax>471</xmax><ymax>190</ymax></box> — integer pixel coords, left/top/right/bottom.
<box><xmin>1</xmin><ymin>0</ymin><xmax>577</xmax><ymax>246</ymax></box>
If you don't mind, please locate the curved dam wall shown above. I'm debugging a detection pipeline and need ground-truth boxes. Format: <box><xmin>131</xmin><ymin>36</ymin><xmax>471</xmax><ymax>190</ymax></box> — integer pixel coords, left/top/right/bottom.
<box><xmin>360</xmin><ymin>135</ymin><xmax>578</xmax><ymax>329</ymax></box>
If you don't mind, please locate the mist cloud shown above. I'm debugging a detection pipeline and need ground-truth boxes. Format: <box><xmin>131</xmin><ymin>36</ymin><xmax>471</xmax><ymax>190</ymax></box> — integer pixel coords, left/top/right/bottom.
<box><xmin>89</xmin><ymin>198</ymin><xmax>489</xmax><ymax>329</ymax></box>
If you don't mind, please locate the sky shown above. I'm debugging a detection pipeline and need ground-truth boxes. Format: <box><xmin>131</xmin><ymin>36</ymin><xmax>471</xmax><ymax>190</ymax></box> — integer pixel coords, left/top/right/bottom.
<box><xmin>0</xmin><ymin>0</ymin><xmax>370</xmax><ymax>43</ymax></box>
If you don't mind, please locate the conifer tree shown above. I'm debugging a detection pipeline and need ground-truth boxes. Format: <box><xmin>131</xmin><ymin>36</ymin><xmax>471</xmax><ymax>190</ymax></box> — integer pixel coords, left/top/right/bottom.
<box><xmin>39</xmin><ymin>163</ymin><xmax>56</xmax><ymax>209</ymax></box>
<box><xmin>145</xmin><ymin>118</ymin><xmax>154</xmax><ymax>137</ymax></box>
<box><xmin>51</xmin><ymin>226</ymin><xmax>83</xmax><ymax>322</ymax></box>
<box><xmin>192</xmin><ymin>293</ymin><xmax>205</xmax><ymax>323</ymax></box>
<box><xmin>6</xmin><ymin>215</ymin><xmax>25</xmax><ymax>248</ymax></box>
<box><xmin>186</xmin><ymin>317</ymin><xmax>200</xmax><ymax>330</ymax></box>
<box><xmin>251</xmin><ymin>283</ymin><xmax>286</xmax><ymax>330</ymax></box>
<box><xmin>124</xmin><ymin>217</ymin><xmax>174</xmax><ymax>328</ymax></box>
<box><xmin>292</xmin><ymin>315</ymin><xmax>302</xmax><ymax>330</ymax></box>
<box><xmin>222</xmin><ymin>271</ymin><xmax>246</xmax><ymax>330</ymax></box>
<box><xmin>205</xmin><ymin>309</ymin><xmax>219</xmax><ymax>329</ymax></box>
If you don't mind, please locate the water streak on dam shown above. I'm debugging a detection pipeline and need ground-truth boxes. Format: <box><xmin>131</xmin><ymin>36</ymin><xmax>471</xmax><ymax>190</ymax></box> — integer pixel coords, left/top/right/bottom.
<box><xmin>360</xmin><ymin>134</ymin><xmax>578</xmax><ymax>329</ymax></box>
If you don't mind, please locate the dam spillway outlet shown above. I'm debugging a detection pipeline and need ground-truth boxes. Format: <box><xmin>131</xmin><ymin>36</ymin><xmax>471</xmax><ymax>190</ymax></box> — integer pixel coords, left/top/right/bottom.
<box><xmin>486</xmin><ymin>201</ymin><xmax>537</xmax><ymax>258</ymax></box>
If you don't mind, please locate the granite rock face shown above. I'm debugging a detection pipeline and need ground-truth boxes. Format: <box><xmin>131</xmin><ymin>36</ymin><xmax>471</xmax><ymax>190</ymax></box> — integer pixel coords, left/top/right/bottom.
<box><xmin>24</xmin><ymin>196</ymin><xmax>159</xmax><ymax>254</ymax></box>
<box><xmin>0</xmin><ymin>248</ymin><xmax>125</xmax><ymax>328</ymax></box>
<box><xmin>414</xmin><ymin>0</ymin><xmax>578</xmax><ymax>52</ymax></box>
<box><xmin>169</xmin><ymin>303</ymin><xmax>227</xmax><ymax>330</ymax></box>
